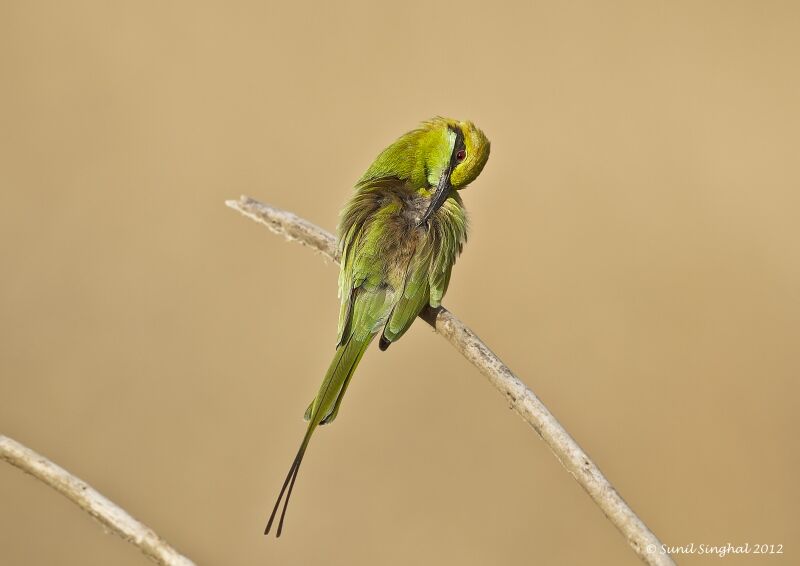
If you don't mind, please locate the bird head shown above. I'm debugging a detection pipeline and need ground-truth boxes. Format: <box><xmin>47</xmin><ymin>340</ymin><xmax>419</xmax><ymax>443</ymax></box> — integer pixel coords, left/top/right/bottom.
<box><xmin>357</xmin><ymin>117</ymin><xmax>490</xmax><ymax>224</ymax></box>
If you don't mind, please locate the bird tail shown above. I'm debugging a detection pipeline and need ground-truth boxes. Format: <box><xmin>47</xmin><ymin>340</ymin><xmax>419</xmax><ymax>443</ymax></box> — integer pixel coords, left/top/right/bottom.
<box><xmin>264</xmin><ymin>421</ymin><xmax>314</xmax><ymax>537</ymax></box>
<box><xmin>265</xmin><ymin>334</ymin><xmax>373</xmax><ymax>537</ymax></box>
<box><xmin>304</xmin><ymin>334</ymin><xmax>372</xmax><ymax>425</ymax></box>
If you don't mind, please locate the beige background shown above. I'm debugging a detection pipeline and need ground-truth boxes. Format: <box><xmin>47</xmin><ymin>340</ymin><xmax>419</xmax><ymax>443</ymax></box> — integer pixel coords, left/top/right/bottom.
<box><xmin>2</xmin><ymin>1</ymin><xmax>798</xmax><ymax>564</ymax></box>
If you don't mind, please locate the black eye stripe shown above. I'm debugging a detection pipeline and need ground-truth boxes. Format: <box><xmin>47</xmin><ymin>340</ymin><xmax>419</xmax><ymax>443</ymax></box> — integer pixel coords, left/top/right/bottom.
<box><xmin>447</xmin><ymin>126</ymin><xmax>466</xmax><ymax>167</ymax></box>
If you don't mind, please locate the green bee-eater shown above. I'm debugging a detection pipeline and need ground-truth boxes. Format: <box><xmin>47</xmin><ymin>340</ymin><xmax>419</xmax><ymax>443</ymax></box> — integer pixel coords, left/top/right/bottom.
<box><xmin>265</xmin><ymin>117</ymin><xmax>490</xmax><ymax>536</ymax></box>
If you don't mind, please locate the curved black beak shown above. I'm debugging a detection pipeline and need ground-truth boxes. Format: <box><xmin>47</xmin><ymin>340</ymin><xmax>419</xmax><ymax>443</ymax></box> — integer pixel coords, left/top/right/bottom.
<box><xmin>418</xmin><ymin>164</ymin><xmax>453</xmax><ymax>227</ymax></box>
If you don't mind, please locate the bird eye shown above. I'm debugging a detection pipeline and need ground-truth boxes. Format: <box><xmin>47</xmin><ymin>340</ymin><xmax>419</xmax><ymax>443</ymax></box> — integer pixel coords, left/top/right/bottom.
<box><xmin>456</xmin><ymin>149</ymin><xmax>466</xmax><ymax>162</ymax></box>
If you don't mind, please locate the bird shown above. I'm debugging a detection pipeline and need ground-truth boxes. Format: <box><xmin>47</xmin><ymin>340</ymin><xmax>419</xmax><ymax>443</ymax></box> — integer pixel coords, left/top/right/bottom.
<box><xmin>265</xmin><ymin>117</ymin><xmax>490</xmax><ymax>536</ymax></box>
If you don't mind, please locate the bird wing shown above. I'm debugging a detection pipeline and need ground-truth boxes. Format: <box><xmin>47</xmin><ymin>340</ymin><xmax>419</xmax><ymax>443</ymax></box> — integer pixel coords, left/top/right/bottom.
<box><xmin>428</xmin><ymin>195</ymin><xmax>467</xmax><ymax>307</ymax></box>
<box><xmin>336</xmin><ymin>188</ymin><xmax>385</xmax><ymax>345</ymax></box>
<box><xmin>380</xmin><ymin>249</ymin><xmax>431</xmax><ymax>346</ymax></box>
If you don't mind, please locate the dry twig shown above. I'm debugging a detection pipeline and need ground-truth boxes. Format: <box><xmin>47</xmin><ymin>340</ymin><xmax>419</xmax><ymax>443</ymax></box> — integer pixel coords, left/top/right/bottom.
<box><xmin>227</xmin><ymin>195</ymin><xmax>675</xmax><ymax>566</ymax></box>
<box><xmin>0</xmin><ymin>435</ymin><xmax>195</xmax><ymax>566</ymax></box>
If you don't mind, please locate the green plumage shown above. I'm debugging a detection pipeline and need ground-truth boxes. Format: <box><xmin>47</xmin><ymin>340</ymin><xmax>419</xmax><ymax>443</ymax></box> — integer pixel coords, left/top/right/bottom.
<box><xmin>266</xmin><ymin>117</ymin><xmax>490</xmax><ymax>537</ymax></box>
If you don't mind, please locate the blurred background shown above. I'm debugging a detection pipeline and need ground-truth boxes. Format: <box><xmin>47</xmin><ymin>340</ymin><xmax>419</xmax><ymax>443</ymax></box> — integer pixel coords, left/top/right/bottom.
<box><xmin>2</xmin><ymin>1</ymin><xmax>798</xmax><ymax>564</ymax></box>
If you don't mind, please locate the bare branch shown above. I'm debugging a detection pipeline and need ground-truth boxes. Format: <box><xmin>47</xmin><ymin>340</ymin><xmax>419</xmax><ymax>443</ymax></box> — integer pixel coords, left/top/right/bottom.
<box><xmin>0</xmin><ymin>435</ymin><xmax>196</xmax><ymax>566</ymax></box>
<box><xmin>226</xmin><ymin>195</ymin><xmax>675</xmax><ymax>566</ymax></box>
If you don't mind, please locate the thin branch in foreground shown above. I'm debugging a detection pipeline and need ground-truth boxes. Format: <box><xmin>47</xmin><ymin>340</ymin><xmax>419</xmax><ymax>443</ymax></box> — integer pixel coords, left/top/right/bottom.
<box><xmin>0</xmin><ymin>435</ymin><xmax>196</xmax><ymax>566</ymax></box>
<box><xmin>227</xmin><ymin>195</ymin><xmax>675</xmax><ymax>566</ymax></box>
